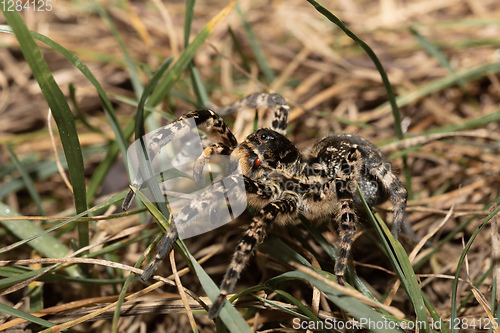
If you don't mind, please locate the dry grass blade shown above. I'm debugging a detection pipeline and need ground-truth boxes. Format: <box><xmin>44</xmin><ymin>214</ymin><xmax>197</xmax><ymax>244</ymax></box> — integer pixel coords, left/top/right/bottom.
<box><xmin>410</xmin><ymin>205</ymin><xmax>455</xmax><ymax>264</ymax></box>
<box><xmin>169</xmin><ymin>251</ymin><xmax>199</xmax><ymax>333</ymax></box>
<box><xmin>35</xmin><ymin>255</ymin><xmax>211</xmax><ymax>332</ymax></box>
<box><xmin>289</xmin><ymin>262</ymin><xmax>405</xmax><ymax>319</ymax></box>
<box><xmin>47</xmin><ymin>109</ymin><xmax>72</xmax><ymax>193</ymax></box>
<box><xmin>471</xmin><ymin>287</ymin><xmax>500</xmax><ymax>333</ymax></box>
<box><xmin>309</xmin><ymin>255</ymin><xmax>322</xmax><ymax>317</ymax></box>
<box><xmin>380</xmin><ymin>129</ymin><xmax>500</xmax><ymax>154</ymax></box>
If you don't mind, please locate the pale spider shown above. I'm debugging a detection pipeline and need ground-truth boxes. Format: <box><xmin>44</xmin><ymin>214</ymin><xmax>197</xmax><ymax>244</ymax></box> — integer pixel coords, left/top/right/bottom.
<box><xmin>123</xmin><ymin>93</ymin><xmax>408</xmax><ymax>318</ymax></box>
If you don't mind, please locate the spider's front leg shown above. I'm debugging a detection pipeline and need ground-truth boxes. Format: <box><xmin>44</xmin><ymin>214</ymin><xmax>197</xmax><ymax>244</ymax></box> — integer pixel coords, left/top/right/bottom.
<box><xmin>123</xmin><ymin>110</ymin><xmax>238</xmax><ymax>211</ymax></box>
<box><xmin>140</xmin><ymin>175</ymin><xmax>275</xmax><ymax>282</ymax></box>
<box><xmin>141</xmin><ymin>222</ymin><xmax>178</xmax><ymax>281</ymax></box>
<box><xmin>208</xmin><ymin>192</ymin><xmax>299</xmax><ymax>319</ymax></box>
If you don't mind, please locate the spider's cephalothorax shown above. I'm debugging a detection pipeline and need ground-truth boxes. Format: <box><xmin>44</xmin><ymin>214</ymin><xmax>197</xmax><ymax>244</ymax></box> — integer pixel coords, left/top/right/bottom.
<box><xmin>123</xmin><ymin>93</ymin><xmax>408</xmax><ymax>318</ymax></box>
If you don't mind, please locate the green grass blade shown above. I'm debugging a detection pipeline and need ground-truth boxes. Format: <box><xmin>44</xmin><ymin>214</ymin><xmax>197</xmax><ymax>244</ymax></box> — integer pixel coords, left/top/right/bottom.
<box><xmin>376</xmin><ymin>62</ymin><xmax>500</xmax><ymax>113</ymax></box>
<box><xmin>423</xmin><ymin>293</ymin><xmax>449</xmax><ymax>333</ymax></box>
<box><xmin>69</xmin><ymin>83</ymin><xmax>105</xmax><ymax>135</ymax></box>
<box><xmin>0</xmin><ymin>191</ymin><xmax>126</xmax><ymax>256</ymax></box>
<box><xmin>356</xmin><ymin>184</ymin><xmax>429</xmax><ymax>332</ymax></box>
<box><xmin>92</xmin><ymin>0</ymin><xmax>143</xmax><ymax>97</ymax></box>
<box><xmin>6</xmin><ymin>144</ymin><xmax>45</xmax><ymax>216</ymax></box>
<box><xmin>29</xmin><ymin>284</ymin><xmax>43</xmax><ymax>313</ymax></box>
<box><xmin>0</xmin><ymin>202</ymin><xmax>79</xmax><ymax>277</ymax></box>
<box><xmin>450</xmin><ymin>205</ymin><xmax>500</xmax><ymax>333</ymax></box>
<box><xmin>134</xmin><ymin>57</ymin><xmax>174</xmax><ymax>141</ymax></box>
<box><xmin>262</xmin><ymin>235</ymin><xmax>399</xmax><ymax>326</ymax></box>
<box><xmin>184</xmin><ymin>0</ymin><xmax>210</xmax><ymax>107</ymax></box>
<box><xmin>184</xmin><ymin>0</ymin><xmax>195</xmax><ymax>46</ymax></box>
<box><xmin>114</xmin><ymin>94</ymin><xmax>178</xmax><ymax>121</ymax></box>
<box><xmin>190</xmin><ymin>252</ymin><xmax>253</xmax><ymax>333</ymax></box>
<box><xmin>228</xmin><ymin>25</ymin><xmax>252</xmax><ymax>72</ymax></box>
<box><xmin>149</xmin><ymin>0</ymin><xmax>236</xmax><ymax>106</ymax></box>
<box><xmin>0</xmin><ymin>147</ymin><xmax>106</xmax><ymax>201</ymax></box>
<box><xmin>86</xmin><ymin>123</ymin><xmax>134</xmax><ymax>201</ymax></box>
<box><xmin>306</xmin><ymin>0</ymin><xmax>402</xmax><ymax>140</ymax></box>
<box><xmin>412</xmin><ymin>196</ymin><xmax>499</xmax><ymax>272</ymax></box>
<box><xmin>0</xmin><ymin>267</ymin><xmax>51</xmax><ymax>289</ymax></box>
<box><xmin>0</xmin><ymin>302</ymin><xmax>56</xmax><ymax>330</ymax></box>
<box><xmin>252</xmin><ymin>294</ymin><xmax>312</xmax><ymax>321</ymax></box>
<box><xmin>189</xmin><ymin>65</ymin><xmax>210</xmax><ymax>108</ymax></box>
<box><xmin>111</xmin><ymin>251</ymin><xmax>148</xmax><ymax>333</ymax></box>
<box><xmin>235</xmin><ymin>3</ymin><xmax>276</xmax><ymax>83</ymax></box>
<box><xmin>260</xmin><ymin>236</ymin><xmax>313</xmax><ymax>268</ymax></box>
<box><xmin>306</xmin><ymin>0</ymin><xmax>413</xmax><ymax>200</ymax></box>
<box><xmin>458</xmin><ymin>266</ymin><xmax>492</xmax><ymax>312</ymax></box>
<box><xmin>413</xmin><ymin>215</ymin><xmax>476</xmax><ymax>271</ymax></box>
<box><xmin>0</xmin><ymin>154</ymin><xmax>36</xmax><ymax>179</ymax></box>
<box><xmin>271</xmin><ymin>290</ymin><xmax>323</xmax><ymax>321</ymax></box>
<box><xmin>426</xmin><ymin>108</ymin><xmax>500</xmax><ymax>134</ymax></box>
<box><xmin>375</xmin><ymin>213</ymin><xmax>427</xmax><ymax>319</ymax></box>
<box><xmin>0</xmin><ymin>25</ymin><xmax>129</xmax><ymax>181</ymax></box>
<box><xmin>273</xmin><ymin>271</ymin><xmax>404</xmax><ymax>333</ymax></box>
<box><xmin>496</xmin><ymin>289</ymin><xmax>500</xmax><ymax>333</ymax></box>
<box><xmin>2</xmin><ymin>10</ymin><xmax>88</xmax><ymax>251</ymax></box>
<box><xmin>492</xmin><ymin>277</ymin><xmax>497</xmax><ymax>333</ymax></box>
<box><xmin>409</xmin><ymin>25</ymin><xmax>466</xmax><ymax>90</ymax></box>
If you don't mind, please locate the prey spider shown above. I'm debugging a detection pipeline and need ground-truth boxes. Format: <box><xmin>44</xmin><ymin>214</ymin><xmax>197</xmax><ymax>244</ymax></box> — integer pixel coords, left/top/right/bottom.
<box><xmin>123</xmin><ymin>93</ymin><xmax>408</xmax><ymax>318</ymax></box>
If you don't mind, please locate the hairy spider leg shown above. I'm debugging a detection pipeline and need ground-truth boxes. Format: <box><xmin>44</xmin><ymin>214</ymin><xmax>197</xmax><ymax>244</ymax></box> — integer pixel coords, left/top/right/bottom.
<box><xmin>141</xmin><ymin>222</ymin><xmax>178</xmax><ymax>281</ymax></box>
<box><xmin>333</xmin><ymin>187</ymin><xmax>358</xmax><ymax>286</ymax></box>
<box><xmin>140</xmin><ymin>175</ymin><xmax>275</xmax><ymax>282</ymax></box>
<box><xmin>334</xmin><ymin>147</ymin><xmax>362</xmax><ymax>286</ymax></box>
<box><xmin>370</xmin><ymin>163</ymin><xmax>408</xmax><ymax>237</ymax></box>
<box><xmin>330</xmin><ymin>134</ymin><xmax>408</xmax><ymax>238</ymax></box>
<box><xmin>208</xmin><ymin>193</ymin><xmax>299</xmax><ymax>318</ymax></box>
<box><xmin>217</xmin><ymin>93</ymin><xmax>290</xmax><ymax>135</ymax></box>
<box><xmin>123</xmin><ymin>110</ymin><xmax>238</xmax><ymax>211</ymax></box>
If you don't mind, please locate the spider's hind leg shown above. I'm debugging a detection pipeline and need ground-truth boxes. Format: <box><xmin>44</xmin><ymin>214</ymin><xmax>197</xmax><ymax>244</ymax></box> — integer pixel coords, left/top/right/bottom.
<box><xmin>334</xmin><ymin>185</ymin><xmax>358</xmax><ymax>286</ymax></box>
<box><xmin>217</xmin><ymin>93</ymin><xmax>290</xmax><ymax>135</ymax></box>
<box><xmin>364</xmin><ymin>162</ymin><xmax>408</xmax><ymax>238</ymax></box>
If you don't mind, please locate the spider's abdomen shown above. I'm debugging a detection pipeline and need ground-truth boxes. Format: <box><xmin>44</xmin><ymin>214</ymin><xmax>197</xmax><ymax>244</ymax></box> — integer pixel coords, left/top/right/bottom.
<box><xmin>307</xmin><ymin>134</ymin><xmax>394</xmax><ymax>206</ymax></box>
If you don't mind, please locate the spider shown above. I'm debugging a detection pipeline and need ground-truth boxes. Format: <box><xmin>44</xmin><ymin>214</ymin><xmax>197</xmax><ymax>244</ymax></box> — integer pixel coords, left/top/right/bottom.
<box><xmin>122</xmin><ymin>93</ymin><xmax>408</xmax><ymax>318</ymax></box>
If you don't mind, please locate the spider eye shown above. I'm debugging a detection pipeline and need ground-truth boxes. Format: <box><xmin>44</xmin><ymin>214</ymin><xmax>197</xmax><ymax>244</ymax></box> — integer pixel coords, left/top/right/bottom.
<box><xmin>260</xmin><ymin>133</ymin><xmax>274</xmax><ymax>141</ymax></box>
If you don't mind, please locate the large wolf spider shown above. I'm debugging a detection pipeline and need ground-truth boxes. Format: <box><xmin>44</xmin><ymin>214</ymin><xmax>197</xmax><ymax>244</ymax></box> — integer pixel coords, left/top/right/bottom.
<box><xmin>123</xmin><ymin>93</ymin><xmax>408</xmax><ymax>318</ymax></box>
